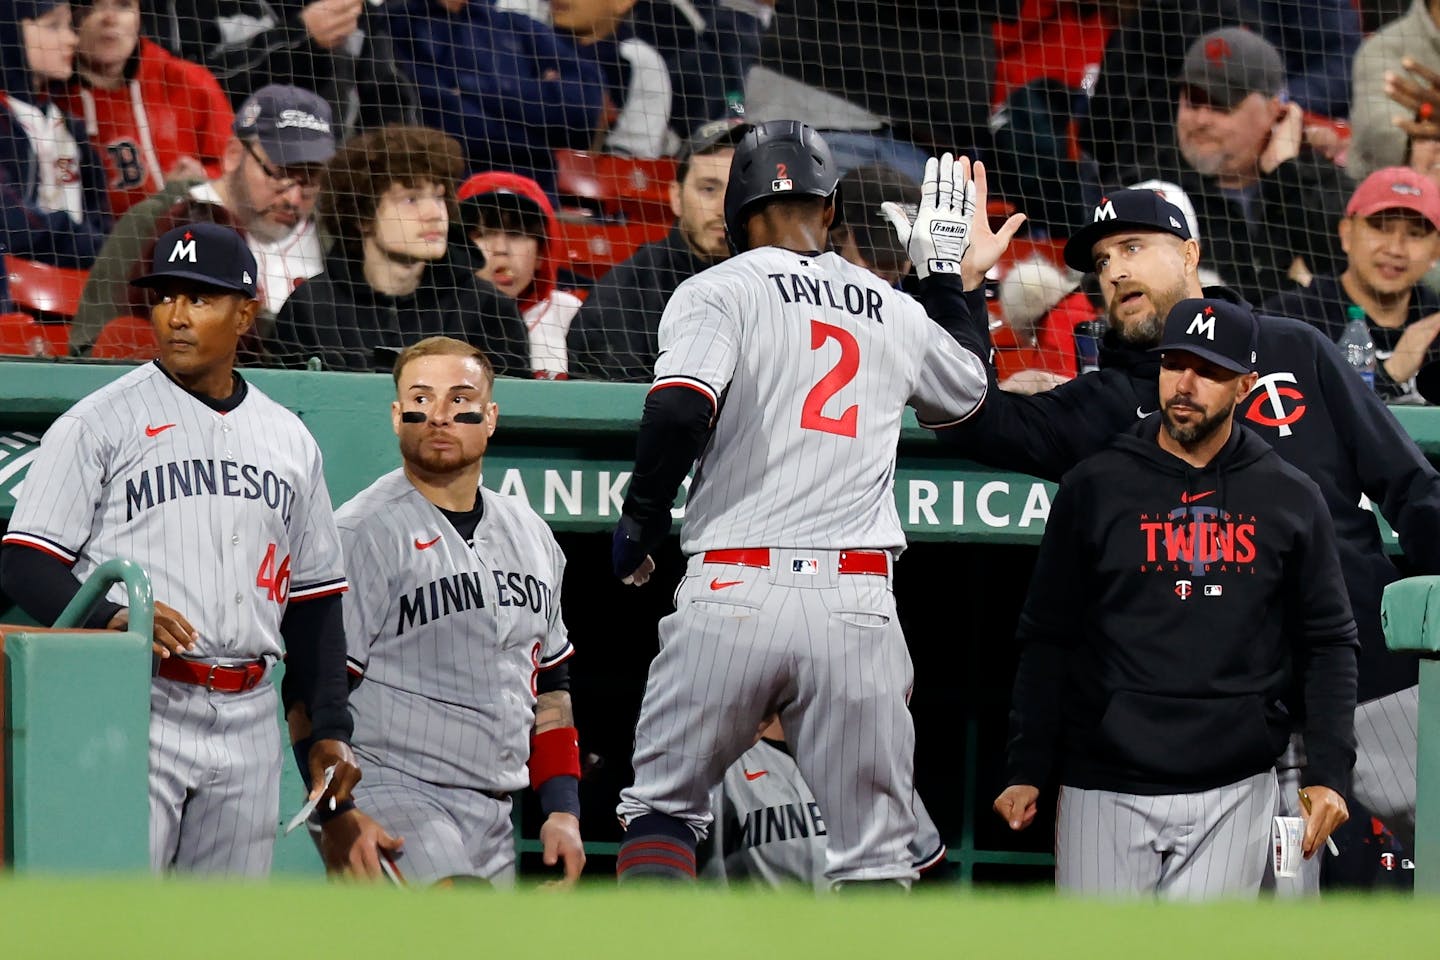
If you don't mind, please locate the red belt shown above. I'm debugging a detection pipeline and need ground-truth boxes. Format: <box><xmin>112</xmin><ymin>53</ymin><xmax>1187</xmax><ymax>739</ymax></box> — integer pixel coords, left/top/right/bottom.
<box><xmin>157</xmin><ymin>657</ymin><xmax>268</xmax><ymax>693</ymax></box>
<box><xmin>701</xmin><ymin>548</ymin><xmax>890</xmax><ymax>576</ymax></box>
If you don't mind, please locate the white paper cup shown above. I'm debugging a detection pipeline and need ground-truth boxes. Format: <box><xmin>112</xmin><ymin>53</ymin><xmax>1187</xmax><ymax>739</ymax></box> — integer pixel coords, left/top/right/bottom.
<box><xmin>1272</xmin><ymin>816</ymin><xmax>1305</xmax><ymax>877</ymax></box>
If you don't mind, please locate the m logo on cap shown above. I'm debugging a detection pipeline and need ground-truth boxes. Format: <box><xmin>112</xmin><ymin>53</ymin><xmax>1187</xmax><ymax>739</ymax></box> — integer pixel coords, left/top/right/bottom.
<box><xmin>1186</xmin><ymin>306</ymin><xmax>1217</xmax><ymax>341</ymax></box>
<box><xmin>1094</xmin><ymin>199</ymin><xmax>1117</xmax><ymax>222</ymax></box>
<box><xmin>168</xmin><ymin>232</ymin><xmax>197</xmax><ymax>264</ymax></box>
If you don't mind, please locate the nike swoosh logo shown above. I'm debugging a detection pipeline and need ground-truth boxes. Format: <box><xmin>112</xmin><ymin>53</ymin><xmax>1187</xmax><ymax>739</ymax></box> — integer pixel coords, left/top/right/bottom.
<box><xmin>145</xmin><ymin>423</ymin><xmax>176</xmax><ymax>437</ymax></box>
<box><xmin>709</xmin><ymin>578</ymin><xmax>743</xmax><ymax>590</ymax></box>
<box><xmin>1136</xmin><ymin>405</ymin><xmax>1156</xmax><ymax>419</ymax></box>
<box><xmin>414</xmin><ymin>535</ymin><xmax>442</xmax><ymax>550</ymax></box>
<box><xmin>1180</xmin><ymin>490</ymin><xmax>1215</xmax><ymax>504</ymax></box>
<box><xmin>743</xmin><ymin>769</ymin><xmax>767</xmax><ymax>781</ymax></box>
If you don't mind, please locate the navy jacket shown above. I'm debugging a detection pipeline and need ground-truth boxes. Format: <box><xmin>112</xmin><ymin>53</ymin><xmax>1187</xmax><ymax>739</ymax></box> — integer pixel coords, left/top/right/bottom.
<box><xmin>390</xmin><ymin>0</ymin><xmax>604</xmax><ymax>196</ymax></box>
<box><xmin>939</xmin><ymin>285</ymin><xmax>1440</xmax><ymax>703</ymax></box>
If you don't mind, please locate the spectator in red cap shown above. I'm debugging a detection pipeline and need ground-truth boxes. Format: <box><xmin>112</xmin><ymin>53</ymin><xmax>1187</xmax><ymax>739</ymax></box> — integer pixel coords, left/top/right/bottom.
<box><xmin>1264</xmin><ymin>167</ymin><xmax>1440</xmax><ymax>403</ymax></box>
<box><xmin>458</xmin><ymin>171</ymin><xmax>583</xmax><ymax>379</ymax></box>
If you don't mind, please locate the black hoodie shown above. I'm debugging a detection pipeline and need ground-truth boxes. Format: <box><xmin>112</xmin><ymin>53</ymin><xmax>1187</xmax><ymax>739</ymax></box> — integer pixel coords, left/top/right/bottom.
<box><xmin>272</xmin><ymin>243</ymin><xmax>528</xmax><ymax>375</ymax></box>
<box><xmin>938</xmin><ymin>285</ymin><xmax>1440</xmax><ymax>704</ymax></box>
<box><xmin>1007</xmin><ymin>419</ymin><xmax>1358</xmax><ymax>795</ymax></box>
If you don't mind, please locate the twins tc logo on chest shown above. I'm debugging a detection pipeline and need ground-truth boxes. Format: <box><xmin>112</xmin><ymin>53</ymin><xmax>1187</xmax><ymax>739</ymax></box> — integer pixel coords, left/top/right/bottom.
<box><xmin>1244</xmin><ymin>372</ymin><xmax>1308</xmax><ymax>437</ymax></box>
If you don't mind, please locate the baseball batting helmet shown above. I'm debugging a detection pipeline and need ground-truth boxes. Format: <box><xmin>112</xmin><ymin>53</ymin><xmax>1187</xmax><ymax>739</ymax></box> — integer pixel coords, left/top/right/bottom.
<box><xmin>724</xmin><ymin>120</ymin><xmax>842</xmax><ymax>254</ymax></box>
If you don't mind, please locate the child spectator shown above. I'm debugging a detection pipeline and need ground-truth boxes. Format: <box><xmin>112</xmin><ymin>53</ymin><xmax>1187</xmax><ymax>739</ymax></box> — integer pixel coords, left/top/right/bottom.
<box><xmin>65</xmin><ymin>0</ymin><xmax>234</xmax><ymax>217</ymax></box>
<box><xmin>459</xmin><ymin>171</ymin><xmax>583</xmax><ymax>379</ymax></box>
<box><xmin>0</xmin><ymin>0</ymin><xmax>111</xmax><ymax>271</ymax></box>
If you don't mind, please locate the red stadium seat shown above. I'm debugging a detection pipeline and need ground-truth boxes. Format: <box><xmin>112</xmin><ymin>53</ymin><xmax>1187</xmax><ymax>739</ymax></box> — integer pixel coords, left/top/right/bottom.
<box><xmin>550</xmin><ymin>217</ymin><xmax>671</xmax><ymax>280</ymax></box>
<box><xmin>5</xmin><ymin>255</ymin><xmax>88</xmax><ymax>319</ymax></box>
<box><xmin>91</xmin><ymin>315</ymin><xmax>159</xmax><ymax>360</ymax></box>
<box><xmin>555</xmin><ymin>150</ymin><xmax>677</xmax><ymax>224</ymax></box>
<box><xmin>0</xmin><ymin>312</ymin><xmax>69</xmax><ymax>357</ymax></box>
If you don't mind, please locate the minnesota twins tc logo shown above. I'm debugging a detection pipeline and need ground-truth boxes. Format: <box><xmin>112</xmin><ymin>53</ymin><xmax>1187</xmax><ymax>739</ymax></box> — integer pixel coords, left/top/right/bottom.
<box><xmin>1244</xmin><ymin>372</ymin><xmax>1307</xmax><ymax>437</ymax></box>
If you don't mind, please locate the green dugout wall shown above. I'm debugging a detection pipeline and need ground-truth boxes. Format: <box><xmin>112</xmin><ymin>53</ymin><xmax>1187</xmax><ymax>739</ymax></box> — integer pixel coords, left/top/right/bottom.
<box><xmin>2</xmin><ymin>359</ymin><xmax>1436</xmax><ymax>882</ymax></box>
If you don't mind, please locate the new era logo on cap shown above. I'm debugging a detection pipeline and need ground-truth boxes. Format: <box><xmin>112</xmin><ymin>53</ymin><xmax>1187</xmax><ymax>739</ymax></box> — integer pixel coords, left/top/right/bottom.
<box><xmin>131</xmin><ymin>222</ymin><xmax>259</xmax><ymax>299</ymax></box>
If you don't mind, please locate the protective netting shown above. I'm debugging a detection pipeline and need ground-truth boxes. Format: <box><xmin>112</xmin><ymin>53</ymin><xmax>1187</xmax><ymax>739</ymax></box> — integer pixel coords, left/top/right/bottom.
<box><xmin>2</xmin><ymin>1</ymin><xmax>1437</xmax><ymax>398</ymax></box>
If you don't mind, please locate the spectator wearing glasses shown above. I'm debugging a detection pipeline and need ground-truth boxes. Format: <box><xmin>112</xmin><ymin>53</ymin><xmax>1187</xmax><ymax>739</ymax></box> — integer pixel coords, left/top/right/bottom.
<box><xmin>72</xmin><ymin>83</ymin><xmax>334</xmax><ymax>356</ymax></box>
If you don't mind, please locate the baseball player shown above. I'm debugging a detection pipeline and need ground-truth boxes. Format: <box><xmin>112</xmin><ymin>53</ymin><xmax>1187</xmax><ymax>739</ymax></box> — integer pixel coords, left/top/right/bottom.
<box><xmin>994</xmin><ymin>298</ymin><xmax>1358</xmax><ymax>900</ymax></box>
<box><xmin>327</xmin><ymin>336</ymin><xmax>584</xmax><ymax>886</ymax></box>
<box><xmin>0</xmin><ymin>222</ymin><xmax>357</xmax><ymax>876</ymax></box>
<box><xmin>704</xmin><ymin>716</ymin><xmax>947</xmax><ymax>888</ymax></box>
<box><xmin>610</xmin><ymin>120</ymin><xmax>1024</xmax><ymax>888</ymax></box>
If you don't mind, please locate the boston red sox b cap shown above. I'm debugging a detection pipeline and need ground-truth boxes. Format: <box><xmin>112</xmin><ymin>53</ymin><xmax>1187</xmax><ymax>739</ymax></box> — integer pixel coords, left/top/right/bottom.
<box><xmin>132</xmin><ymin>222</ymin><xmax>258</xmax><ymax>299</ymax></box>
<box><xmin>1063</xmin><ymin>188</ymin><xmax>1194</xmax><ymax>272</ymax></box>
<box><xmin>1152</xmin><ymin>297</ymin><xmax>1259</xmax><ymax>374</ymax></box>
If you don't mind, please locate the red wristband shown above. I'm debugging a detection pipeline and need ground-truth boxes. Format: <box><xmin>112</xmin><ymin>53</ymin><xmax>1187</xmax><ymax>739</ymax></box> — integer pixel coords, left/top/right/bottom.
<box><xmin>529</xmin><ymin>726</ymin><xmax>581</xmax><ymax>789</ymax></box>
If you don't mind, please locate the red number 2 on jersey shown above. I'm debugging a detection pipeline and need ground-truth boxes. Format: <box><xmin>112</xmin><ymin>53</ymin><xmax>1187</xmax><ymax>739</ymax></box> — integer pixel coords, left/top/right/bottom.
<box><xmin>800</xmin><ymin>320</ymin><xmax>860</xmax><ymax>437</ymax></box>
<box><xmin>256</xmin><ymin>543</ymin><xmax>292</xmax><ymax>604</ymax></box>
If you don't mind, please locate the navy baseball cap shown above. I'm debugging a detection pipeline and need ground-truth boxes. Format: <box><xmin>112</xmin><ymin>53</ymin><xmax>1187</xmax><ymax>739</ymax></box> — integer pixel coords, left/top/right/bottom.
<box><xmin>1152</xmin><ymin>298</ymin><xmax>1258</xmax><ymax>374</ymax></box>
<box><xmin>233</xmin><ymin>84</ymin><xmax>336</xmax><ymax>167</ymax></box>
<box><xmin>132</xmin><ymin>222</ymin><xmax>258</xmax><ymax>299</ymax></box>
<box><xmin>1063</xmin><ymin>189</ymin><xmax>1194</xmax><ymax>272</ymax></box>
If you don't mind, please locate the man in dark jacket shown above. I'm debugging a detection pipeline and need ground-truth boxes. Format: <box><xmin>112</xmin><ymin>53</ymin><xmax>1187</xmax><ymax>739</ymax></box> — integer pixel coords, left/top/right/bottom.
<box><xmin>993</xmin><ymin>297</ymin><xmax>1357</xmax><ymax>899</ymax></box>
<box><xmin>567</xmin><ymin>117</ymin><xmax>746</xmax><ymax>381</ymax></box>
<box><xmin>272</xmin><ymin>124</ymin><xmax>527</xmax><ymax>375</ymax></box>
<box><xmin>1264</xmin><ymin>166</ymin><xmax>1440</xmax><ymax>404</ymax></box>
<box><xmin>940</xmin><ymin>186</ymin><xmax>1440</xmax><ymax>883</ymax></box>
<box><xmin>1117</xmin><ymin>28</ymin><xmax>1350</xmax><ymax>305</ymax></box>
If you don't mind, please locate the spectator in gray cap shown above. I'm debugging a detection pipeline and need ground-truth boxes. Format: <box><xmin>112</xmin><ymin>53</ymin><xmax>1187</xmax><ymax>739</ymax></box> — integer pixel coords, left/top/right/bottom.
<box><xmin>73</xmin><ymin>83</ymin><xmax>337</xmax><ymax>357</ymax></box>
<box><xmin>829</xmin><ymin>163</ymin><xmax>920</xmax><ymax>288</ymax></box>
<box><xmin>1114</xmin><ymin>27</ymin><xmax>1351</xmax><ymax>306</ymax></box>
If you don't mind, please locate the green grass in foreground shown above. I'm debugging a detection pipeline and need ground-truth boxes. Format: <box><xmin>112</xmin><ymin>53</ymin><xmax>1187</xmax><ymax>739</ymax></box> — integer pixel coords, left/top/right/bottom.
<box><xmin>0</xmin><ymin>876</ymin><xmax>1435</xmax><ymax>959</ymax></box>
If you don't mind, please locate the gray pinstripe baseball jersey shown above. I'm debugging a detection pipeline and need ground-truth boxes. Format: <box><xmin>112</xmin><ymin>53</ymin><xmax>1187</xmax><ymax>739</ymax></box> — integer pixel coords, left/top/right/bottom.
<box><xmin>704</xmin><ymin>739</ymin><xmax>946</xmax><ymax>889</ymax></box>
<box><xmin>337</xmin><ymin>469</ymin><xmax>571</xmax><ymax>792</ymax></box>
<box><xmin>653</xmin><ymin>248</ymin><xmax>988</xmax><ymax>554</ymax></box>
<box><xmin>3</xmin><ymin>361</ymin><xmax>347</xmax><ymax>874</ymax></box>
<box><xmin>618</xmin><ymin>248</ymin><xmax>988</xmax><ymax>887</ymax></box>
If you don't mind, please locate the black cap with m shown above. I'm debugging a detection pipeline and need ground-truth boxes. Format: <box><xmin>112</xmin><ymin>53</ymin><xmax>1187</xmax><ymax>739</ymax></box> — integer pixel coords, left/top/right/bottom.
<box><xmin>1152</xmin><ymin>298</ymin><xmax>1259</xmax><ymax>374</ymax></box>
<box><xmin>1063</xmin><ymin>189</ymin><xmax>1194</xmax><ymax>273</ymax></box>
<box><xmin>132</xmin><ymin>222</ymin><xmax>258</xmax><ymax>298</ymax></box>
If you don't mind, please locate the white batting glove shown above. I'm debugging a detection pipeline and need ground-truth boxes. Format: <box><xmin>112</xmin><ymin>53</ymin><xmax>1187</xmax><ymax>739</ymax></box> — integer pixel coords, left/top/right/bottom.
<box><xmin>880</xmin><ymin>152</ymin><xmax>975</xmax><ymax>280</ymax></box>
